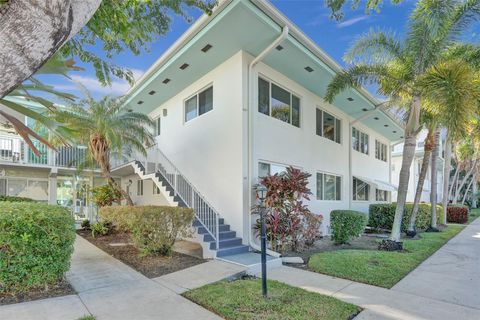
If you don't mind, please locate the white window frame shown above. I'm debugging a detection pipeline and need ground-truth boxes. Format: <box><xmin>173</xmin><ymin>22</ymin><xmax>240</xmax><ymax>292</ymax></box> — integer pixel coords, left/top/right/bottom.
<box><xmin>258</xmin><ymin>161</ymin><xmax>290</xmax><ymax>178</ymax></box>
<box><xmin>375</xmin><ymin>189</ymin><xmax>389</xmax><ymax>202</ymax></box>
<box><xmin>258</xmin><ymin>76</ymin><xmax>301</xmax><ymax>128</ymax></box>
<box><xmin>375</xmin><ymin>139</ymin><xmax>387</xmax><ymax>162</ymax></box>
<box><xmin>352</xmin><ymin>177</ymin><xmax>370</xmax><ymax>201</ymax></box>
<box><xmin>137</xmin><ymin>180</ymin><xmax>143</xmax><ymax>196</ymax></box>
<box><xmin>184</xmin><ymin>84</ymin><xmax>213</xmax><ymax>123</ymax></box>
<box><xmin>316</xmin><ymin>171</ymin><xmax>342</xmax><ymax>201</ymax></box>
<box><xmin>352</xmin><ymin>127</ymin><xmax>369</xmax><ymax>155</ymax></box>
<box><xmin>316</xmin><ymin>108</ymin><xmax>342</xmax><ymax>144</ymax></box>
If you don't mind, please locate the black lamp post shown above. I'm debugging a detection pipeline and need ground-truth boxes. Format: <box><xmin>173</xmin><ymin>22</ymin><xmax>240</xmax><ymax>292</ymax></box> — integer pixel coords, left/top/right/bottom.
<box><xmin>256</xmin><ymin>184</ymin><xmax>268</xmax><ymax>298</ymax></box>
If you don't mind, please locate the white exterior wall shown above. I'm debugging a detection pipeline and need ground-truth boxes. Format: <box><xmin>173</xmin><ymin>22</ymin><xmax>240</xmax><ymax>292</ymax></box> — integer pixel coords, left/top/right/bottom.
<box><xmin>121</xmin><ymin>174</ymin><xmax>170</xmax><ymax>206</ymax></box>
<box><xmin>148</xmin><ymin>52</ymin><xmax>246</xmax><ymax>240</ymax></box>
<box><xmin>249</xmin><ymin>56</ymin><xmax>392</xmax><ymax>234</ymax></box>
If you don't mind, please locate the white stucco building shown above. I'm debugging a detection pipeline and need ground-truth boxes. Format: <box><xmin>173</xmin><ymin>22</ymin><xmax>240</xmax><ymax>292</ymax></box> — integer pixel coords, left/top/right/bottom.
<box><xmin>111</xmin><ymin>0</ymin><xmax>403</xmax><ymax>258</ymax></box>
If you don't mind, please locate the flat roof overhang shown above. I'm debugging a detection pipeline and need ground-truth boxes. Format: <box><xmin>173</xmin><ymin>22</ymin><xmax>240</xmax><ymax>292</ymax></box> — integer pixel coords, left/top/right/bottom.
<box><xmin>124</xmin><ymin>0</ymin><xmax>404</xmax><ymax>141</ymax></box>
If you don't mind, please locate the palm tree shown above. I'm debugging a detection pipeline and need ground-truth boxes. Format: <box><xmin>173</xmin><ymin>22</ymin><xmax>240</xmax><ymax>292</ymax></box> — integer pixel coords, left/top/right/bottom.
<box><xmin>325</xmin><ymin>0</ymin><xmax>480</xmax><ymax>245</ymax></box>
<box><xmin>55</xmin><ymin>93</ymin><xmax>154</xmax><ymax>205</ymax></box>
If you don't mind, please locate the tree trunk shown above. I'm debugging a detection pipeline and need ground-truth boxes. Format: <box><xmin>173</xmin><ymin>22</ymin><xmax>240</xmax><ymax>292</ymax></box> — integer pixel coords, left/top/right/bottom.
<box><xmin>0</xmin><ymin>0</ymin><xmax>101</xmax><ymax>98</ymax></box>
<box><xmin>473</xmin><ymin>171</ymin><xmax>478</xmax><ymax>208</ymax></box>
<box><xmin>441</xmin><ymin>135</ymin><xmax>452</xmax><ymax>224</ymax></box>
<box><xmin>454</xmin><ymin>161</ymin><xmax>476</xmax><ymax>203</ymax></box>
<box><xmin>461</xmin><ymin>171</ymin><xmax>476</xmax><ymax>205</ymax></box>
<box><xmin>430</xmin><ymin>130</ymin><xmax>440</xmax><ymax>229</ymax></box>
<box><xmin>390</xmin><ymin>96</ymin><xmax>421</xmax><ymax>243</ymax></box>
<box><xmin>408</xmin><ymin>129</ymin><xmax>434</xmax><ymax>232</ymax></box>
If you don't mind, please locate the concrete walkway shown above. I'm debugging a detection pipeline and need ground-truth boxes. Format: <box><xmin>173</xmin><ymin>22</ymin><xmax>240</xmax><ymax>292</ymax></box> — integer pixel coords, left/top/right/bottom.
<box><xmin>263</xmin><ymin>219</ymin><xmax>480</xmax><ymax>320</ymax></box>
<box><xmin>0</xmin><ymin>236</ymin><xmax>243</xmax><ymax>320</ymax></box>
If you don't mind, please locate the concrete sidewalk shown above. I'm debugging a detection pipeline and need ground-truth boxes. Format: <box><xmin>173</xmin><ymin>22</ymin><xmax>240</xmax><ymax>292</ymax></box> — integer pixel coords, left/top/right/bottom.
<box><xmin>263</xmin><ymin>219</ymin><xmax>480</xmax><ymax>320</ymax></box>
<box><xmin>0</xmin><ymin>236</ymin><xmax>242</xmax><ymax>320</ymax></box>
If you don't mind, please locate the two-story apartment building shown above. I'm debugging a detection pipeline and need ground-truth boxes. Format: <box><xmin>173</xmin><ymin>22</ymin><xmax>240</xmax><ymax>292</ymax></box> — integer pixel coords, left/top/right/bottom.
<box><xmin>0</xmin><ymin>96</ymin><xmax>105</xmax><ymax>220</ymax></box>
<box><xmin>110</xmin><ymin>0</ymin><xmax>403</xmax><ymax>258</ymax></box>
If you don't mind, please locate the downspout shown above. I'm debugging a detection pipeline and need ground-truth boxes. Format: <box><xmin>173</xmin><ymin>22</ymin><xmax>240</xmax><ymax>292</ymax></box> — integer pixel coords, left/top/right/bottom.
<box><xmin>246</xmin><ymin>26</ymin><xmax>289</xmax><ymax>258</ymax></box>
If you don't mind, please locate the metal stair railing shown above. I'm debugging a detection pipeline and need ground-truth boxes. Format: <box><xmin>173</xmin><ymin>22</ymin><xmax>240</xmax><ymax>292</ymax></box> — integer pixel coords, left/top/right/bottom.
<box><xmin>143</xmin><ymin>147</ymin><xmax>220</xmax><ymax>251</ymax></box>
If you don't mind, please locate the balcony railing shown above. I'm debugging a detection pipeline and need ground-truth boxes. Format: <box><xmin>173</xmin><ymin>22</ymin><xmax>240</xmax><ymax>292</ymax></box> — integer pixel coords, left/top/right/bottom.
<box><xmin>0</xmin><ymin>137</ymin><xmax>91</xmax><ymax>168</ymax></box>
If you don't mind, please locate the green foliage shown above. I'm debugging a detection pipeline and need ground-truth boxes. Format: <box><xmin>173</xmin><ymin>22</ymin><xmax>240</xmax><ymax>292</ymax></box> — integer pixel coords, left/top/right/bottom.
<box><xmin>98</xmin><ymin>206</ymin><xmax>132</xmax><ymax>232</ymax></box>
<box><xmin>60</xmin><ymin>1</ymin><xmax>217</xmax><ymax>86</ymax></box>
<box><xmin>0</xmin><ymin>202</ymin><xmax>75</xmax><ymax>294</ymax></box>
<box><xmin>369</xmin><ymin>203</ymin><xmax>444</xmax><ymax>231</ymax></box>
<box><xmin>81</xmin><ymin>219</ymin><xmax>91</xmax><ymax>230</ymax></box>
<box><xmin>92</xmin><ymin>184</ymin><xmax>122</xmax><ymax>207</ymax></box>
<box><xmin>308</xmin><ymin>225</ymin><xmax>464</xmax><ymax>288</ymax></box>
<box><xmin>0</xmin><ymin>195</ymin><xmax>35</xmax><ymax>202</ymax></box>
<box><xmin>91</xmin><ymin>221</ymin><xmax>110</xmax><ymax>238</ymax></box>
<box><xmin>325</xmin><ymin>0</ymin><xmax>404</xmax><ymax>20</ymax></box>
<box><xmin>330</xmin><ymin>210</ymin><xmax>367</xmax><ymax>245</ymax></box>
<box><xmin>253</xmin><ymin>167</ymin><xmax>319</xmax><ymax>253</ymax></box>
<box><xmin>184</xmin><ymin>279</ymin><xmax>360</xmax><ymax>320</ymax></box>
<box><xmin>102</xmin><ymin>206</ymin><xmax>194</xmax><ymax>256</ymax></box>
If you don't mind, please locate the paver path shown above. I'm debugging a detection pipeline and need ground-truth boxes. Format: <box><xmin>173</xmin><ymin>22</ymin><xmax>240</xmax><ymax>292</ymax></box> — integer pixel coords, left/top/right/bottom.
<box><xmin>0</xmin><ymin>236</ymin><xmax>244</xmax><ymax>320</ymax></box>
<box><xmin>263</xmin><ymin>219</ymin><xmax>480</xmax><ymax>320</ymax></box>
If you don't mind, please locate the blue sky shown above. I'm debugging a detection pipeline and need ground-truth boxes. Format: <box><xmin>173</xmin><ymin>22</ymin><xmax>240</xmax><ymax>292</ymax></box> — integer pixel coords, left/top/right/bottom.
<box><xmin>49</xmin><ymin>0</ymin><xmax>417</xmax><ymax>99</ymax></box>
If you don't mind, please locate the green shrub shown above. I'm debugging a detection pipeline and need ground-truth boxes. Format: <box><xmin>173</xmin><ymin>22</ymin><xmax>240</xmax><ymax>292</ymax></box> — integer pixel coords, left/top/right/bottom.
<box><xmin>91</xmin><ymin>184</ymin><xmax>122</xmax><ymax>207</ymax></box>
<box><xmin>91</xmin><ymin>221</ymin><xmax>110</xmax><ymax>238</ymax></box>
<box><xmin>81</xmin><ymin>219</ymin><xmax>91</xmax><ymax>230</ymax></box>
<box><xmin>330</xmin><ymin>210</ymin><xmax>366</xmax><ymax>244</ymax></box>
<box><xmin>0</xmin><ymin>202</ymin><xmax>75</xmax><ymax>294</ymax></box>
<box><xmin>122</xmin><ymin>206</ymin><xmax>194</xmax><ymax>256</ymax></box>
<box><xmin>368</xmin><ymin>203</ymin><xmax>444</xmax><ymax>231</ymax></box>
<box><xmin>98</xmin><ymin>206</ymin><xmax>131</xmax><ymax>232</ymax></box>
<box><xmin>0</xmin><ymin>195</ymin><xmax>35</xmax><ymax>202</ymax></box>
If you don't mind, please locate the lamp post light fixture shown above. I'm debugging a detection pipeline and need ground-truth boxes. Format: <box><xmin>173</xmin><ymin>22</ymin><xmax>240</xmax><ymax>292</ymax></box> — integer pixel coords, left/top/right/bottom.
<box><xmin>255</xmin><ymin>184</ymin><xmax>268</xmax><ymax>298</ymax></box>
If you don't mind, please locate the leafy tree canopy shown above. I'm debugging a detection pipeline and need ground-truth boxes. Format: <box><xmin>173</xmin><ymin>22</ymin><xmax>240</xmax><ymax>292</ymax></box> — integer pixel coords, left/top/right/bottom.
<box><xmin>325</xmin><ymin>0</ymin><xmax>404</xmax><ymax>20</ymax></box>
<box><xmin>59</xmin><ymin>0</ymin><xmax>217</xmax><ymax>86</ymax></box>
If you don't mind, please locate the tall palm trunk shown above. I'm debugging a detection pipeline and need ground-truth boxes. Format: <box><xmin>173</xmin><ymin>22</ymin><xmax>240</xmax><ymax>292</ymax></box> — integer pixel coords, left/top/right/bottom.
<box><xmin>390</xmin><ymin>97</ymin><xmax>421</xmax><ymax>243</ymax></box>
<box><xmin>441</xmin><ymin>135</ymin><xmax>452</xmax><ymax>224</ymax></box>
<box><xmin>408</xmin><ymin>129</ymin><xmax>434</xmax><ymax>233</ymax></box>
<box><xmin>89</xmin><ymin>134</ymin><xmax>134</xmax><ymax>205</ymax></box>
<box><xmin>472</xmin><ymin>172</ymin><xmax>478</xmax><ymax>208</ymax></box>
<box><xmin>429</xmin><ymin>130</ymin><xmax>440</xmax><ymax>230</ymax></box>
<box><xmin>461</xmin><ymin>171</ymin><xmax>476</xmax><ymax>205</ymax></box>
<box><xmin>454</xmin><ymin>160</ymin><xmax>477</xmax><ymax>203</ymax></box>
<box><xmin>449</xmin><ymin>164</ymin><xmax>460</xmax><ymax>201</ymax></box>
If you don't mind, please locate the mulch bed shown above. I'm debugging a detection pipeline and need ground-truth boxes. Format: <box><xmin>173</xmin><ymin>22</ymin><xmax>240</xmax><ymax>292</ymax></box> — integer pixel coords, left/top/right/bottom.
<box><xmin>77</xmin><ymin>229</ymin><xmax>205</xmax><ymax>278</ymax></box>
<box><xmin>0</xmin><ymin>279</ymin><xmax>75</xmax><ymax>306</ymax></box>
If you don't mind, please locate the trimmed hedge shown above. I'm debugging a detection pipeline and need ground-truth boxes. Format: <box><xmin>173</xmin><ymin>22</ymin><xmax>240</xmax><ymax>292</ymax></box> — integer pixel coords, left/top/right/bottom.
<box><xmin>0</xmin><ymin>195</ymin><xmax>35</xmax><ymax>202</ymax></box>
<box><xmin>330</xmin><ymin>210</ymin><xmax>367</xmax><ymax>244</ymax></box>
<box><xmin>0</xmin><ymin>202</ymin><xmax>75</xmax><ymax>294</ymax></box>
<box><xmin>368</xmin><ymin>203</ymin><xmax>444</xmax><ymax>231</ymax></box>
<box><xmin>99</xmin><ymin>206</ymin><xmax>194</xmax><ymax>256</ymax></box>
<box><xmin>447</xmin><ymin>205</ymin><xmax>469</xmax><ymax>224</ymax></box>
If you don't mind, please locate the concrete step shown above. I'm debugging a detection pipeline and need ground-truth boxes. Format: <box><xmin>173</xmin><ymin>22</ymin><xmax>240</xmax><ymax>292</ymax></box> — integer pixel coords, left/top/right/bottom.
<box><xmin>216</xmin><ymin>245</ymin><xmax>250</xmax><ymax>257</ymax></box>
<box><xmin>208</xmin><ymin>237</ymin><xmax>242</xmax><ymax>250</ymax></box>
<box><xmin>202</xmin><ymin>230</ymin><xmax>236</xmax><ymax>242</ymax></box>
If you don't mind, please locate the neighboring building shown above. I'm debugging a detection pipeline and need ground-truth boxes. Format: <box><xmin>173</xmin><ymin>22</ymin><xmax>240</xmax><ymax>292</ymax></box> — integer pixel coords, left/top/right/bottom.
<box><xmin>391</xmin><ymin>129</ymin><xmax>445</xmax><ymax>203</ymax></box>
<box><xmin>0</xmin><ymin>96</ymin><xmax>105</xmax><ymax>220</ymax></box>
<box><xmin>111</xmin><ymin>0</ymin><xmax>403</xmax><ymax>258</ymax></box>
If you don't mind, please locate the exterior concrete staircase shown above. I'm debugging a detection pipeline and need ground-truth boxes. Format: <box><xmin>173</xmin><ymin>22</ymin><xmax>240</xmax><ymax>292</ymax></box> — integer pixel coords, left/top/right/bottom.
<box><xmin>131</xmin><ymin>158</ymin><xmax>249</xmax><ymax>259</ymax></box>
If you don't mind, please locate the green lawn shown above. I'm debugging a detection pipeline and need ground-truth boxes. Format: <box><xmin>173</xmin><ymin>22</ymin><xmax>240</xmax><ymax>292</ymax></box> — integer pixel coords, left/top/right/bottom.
<box><xmin>183</xmin><ymin>279</ymin><xmax>360</xmax><ymax>320</ymax></box>
<box><xmin>308</xmin><ymin>225</ymin><xmax>464</xmax><ymax>288</ymax></box>
<box><xmin>468</xmin><ymin>208</ymin><xmax>480</xmax><ymax>223</ymax></box>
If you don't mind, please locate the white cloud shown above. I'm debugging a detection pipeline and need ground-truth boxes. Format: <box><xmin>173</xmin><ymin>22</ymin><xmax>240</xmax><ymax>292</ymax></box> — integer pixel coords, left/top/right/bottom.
<box><xmin>336</xmin><ymin>16</ymin><xmax>369</xmax><ymax>28</ymax></box>
<box><xmin>55</xmin><ymin>68</ymin><xmax>145</xmax><ymax>96</ymax></box>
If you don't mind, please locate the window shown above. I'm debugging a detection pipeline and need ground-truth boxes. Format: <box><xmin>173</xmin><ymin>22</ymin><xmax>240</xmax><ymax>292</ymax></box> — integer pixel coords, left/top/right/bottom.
<box><xmin>317</xmin><ymin>172</ymin><xmax>341</xmax><ymax>201</ymax></box>
<box><xmin>353</xmin><ymin>177</ymin><xmax>369</xmax><ymax>201</ymax></box>
<box><xmin>184</xmin><ymin>86</ymin><xmax>213</xmax><ymax>122</ymax></box>
<box><xmin>154</xmin><ymin>117</ymin><xmax>161</xmax><ymax>136</ymax></box>
<box><xmin>137</xmin><ymin>180</ymin><xmax>143</xmax><ymax>196</ymax></box>
<box><xmin>258</xmin><ymin>77</ymin><xmax>300</xmax><ymax>127</ymax></box>
<box><xmin>352</xmin><ymin>127</ymin><xmax>369</xmax><ymax>154</ymax></box>
<box><xmin>153</xmin><ymin>183</ymin><xmax>160</xmax><ymax>195</ymax></box>
<box><xmin>258</xmin><ymin>161</ymin><xmax>287</xmax><ymax>178</ymax></box>
<box><xmin>316</xmin><ymin>109</ymin><xmax>341</xmax><ymax>143</ymax></box>
<box><xmin>376</xmin><ymin>189</ymin><xmax>388</xmax><ymax>202</ymax></box>
<box><xmin>375</xmin><ymin>140</ymin><xmax>387</xmax><ymax>162</ymax></box>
